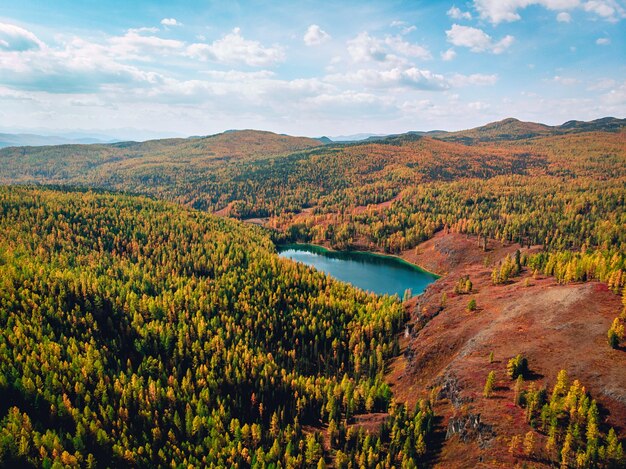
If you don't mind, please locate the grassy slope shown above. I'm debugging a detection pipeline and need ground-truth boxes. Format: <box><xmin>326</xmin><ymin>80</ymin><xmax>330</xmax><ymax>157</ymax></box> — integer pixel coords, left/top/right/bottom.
<box><xmin>388</xmin><ymin>231</ymin><xmax>626</xmax><ymax>467</ymax></box>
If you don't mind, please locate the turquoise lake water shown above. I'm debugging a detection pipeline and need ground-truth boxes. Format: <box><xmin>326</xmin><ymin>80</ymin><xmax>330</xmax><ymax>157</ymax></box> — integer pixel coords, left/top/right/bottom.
<box><xmin>277</xmin><ymin>244</ymin><xmax>438</xmax><ymax>298</ymax></box>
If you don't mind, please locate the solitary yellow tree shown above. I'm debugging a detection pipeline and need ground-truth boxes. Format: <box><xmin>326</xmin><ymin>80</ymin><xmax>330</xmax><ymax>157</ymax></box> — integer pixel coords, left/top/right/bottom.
<box><xmin>608</xmin><ymin>317</ymin><xmax>624</xmax><ymax>349</ymax></box>
<box><xmin>483</xmin><ymin>371</ymin><xmax>496</xmax><ymax>398</ymax></box>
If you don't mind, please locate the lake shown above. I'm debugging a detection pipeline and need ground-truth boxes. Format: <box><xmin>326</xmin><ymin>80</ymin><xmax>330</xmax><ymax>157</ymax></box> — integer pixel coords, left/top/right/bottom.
<box><xmin>277</xmin><ymin>244</ymin><xmax>439</xmax><ymax>298</ymax></box>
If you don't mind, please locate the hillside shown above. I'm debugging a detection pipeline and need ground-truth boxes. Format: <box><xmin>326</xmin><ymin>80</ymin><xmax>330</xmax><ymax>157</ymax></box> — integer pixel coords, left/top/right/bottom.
<box><xmin>0</xmin><ymin>129</ymin><xmax>322</xmax><ymax>184</ymax></box>
<box><xmin>3</xmin><ymin>123</ymin><xmax>624</xmax><ymax>220</ymax></box>
<box><xmin>350</xmin><ymin>117</ymin><xmax>625</xmax><ymax>146</ymax></box>
<box><xmin>387</xmin><ymin>231</ymin><xmax>626</xmax><ymax>467</ymax></box>
<box><xmin>0</xmin><ymin>186</ymin><xmax>442</xmax><ymax>467</ymax></box>
<box><xmin>434</xmin><ymin>118</ymin><xmax>552</xmax><ymax>144</ymax></box>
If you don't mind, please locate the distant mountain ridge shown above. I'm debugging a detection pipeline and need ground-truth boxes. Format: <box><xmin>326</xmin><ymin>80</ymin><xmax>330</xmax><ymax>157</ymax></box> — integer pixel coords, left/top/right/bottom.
<box><xmin>1</xmin><ymin>117</ymin><xmax>622</xmax><ymax>150</ymax></box>
<box><xmin>0</xmin><ymin>133</ymin><xmax>115</xmax><ymax>148</ymax></box>
<box><xmin>0</xmin><ymin>118</ymin><xmax>623</xmax><ymax>188</ymax></box>
<box><xmin>425</xmin><ymin>116</ymin><xmax>626</xmax><ymax>145</ymax></box>
<box><xmin>327</xmin><ymin>133</ymin><xmax>388</xmax><ymax>142</ymax></box>
<box><xmin>355</xmin><ymin>117</ymin><xmax>625</xmax><ymax>146</ymax></box>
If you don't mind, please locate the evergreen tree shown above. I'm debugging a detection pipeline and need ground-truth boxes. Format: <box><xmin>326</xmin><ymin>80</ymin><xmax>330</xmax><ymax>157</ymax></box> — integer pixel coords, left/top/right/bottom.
<box><xmin>483</xmin><ymin>371</ymin><xmax>496</xmax><ymax>398</ymax></box>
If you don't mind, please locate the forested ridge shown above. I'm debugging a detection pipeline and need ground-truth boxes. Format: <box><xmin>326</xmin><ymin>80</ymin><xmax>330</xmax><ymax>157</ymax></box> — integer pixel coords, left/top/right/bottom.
<box><xmin>0</xmin><ymin>120</ymin><xmax>623</xmax><ymax>220</ymax></box>
<box><xmin>0</xmin><ymin>187</ymin><xmax>436</xmax><ymax>468</ymax></box>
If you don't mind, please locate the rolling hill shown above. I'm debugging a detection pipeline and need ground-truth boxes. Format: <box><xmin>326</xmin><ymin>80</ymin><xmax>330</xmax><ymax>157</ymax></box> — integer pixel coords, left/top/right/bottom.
<box><xmin>1</xmin><ymin>118</ymin><xmax>623</xmax><ymax>220</ymax></box>
<box><xmin>0</xmin><ymin>129</ymin><xmax>322</xmax><ymax>184</ymax></box>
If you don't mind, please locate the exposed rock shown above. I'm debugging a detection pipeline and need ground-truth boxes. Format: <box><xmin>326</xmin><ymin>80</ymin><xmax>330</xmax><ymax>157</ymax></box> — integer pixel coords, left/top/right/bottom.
<box><xmin>436</xmin><ymin>373</ymin><xmax>468</xmax><ymax>409</ymax></box>
<box><xmin>445</xmin><ymin>413</ymin><xmax>495</xmax><ymax>448</ymax></box>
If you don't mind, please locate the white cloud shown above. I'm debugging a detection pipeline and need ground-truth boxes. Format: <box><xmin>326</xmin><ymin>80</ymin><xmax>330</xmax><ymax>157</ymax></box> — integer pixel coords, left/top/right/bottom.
<box><xmin>468</xmin><ymin>101</ymin><xmax>490</xmax><ymax>110</ymax></box>
<box><xmin>303</xmin><ymin>25</ymin><xmax>330</xmax><ymax>46</ymax></box>
<box><xmin>385</xmin><ymin>36</ymin><xmax>431</xmax><ymax>59</ymax></box>
<box><xmin>441</xmin><ymin>48</ymin><xmax>457</xmax><ymax>61</ymax></box>
<box><xmin>447</xmin><ymin>6</ymin><xmax>473</xmax><ymax>20</ymax></box>
<box><xmin>596</xmin><ymin>37</ymin><xmax>611</xmax><ymax>45</ymax></box>
<box><xmin>69</xmin><ymin>96</ymin><xmax>108</xmax><ymax>107</ymax></box>
<box><xmin>187</xmin><ymin>28</ymin><xmax>285</xmax><ymax>67</ymax></box>
<box><xmin>347</xmin><ymin>32</ymin><xmax>431</xmax><ymax>63</ymax></box>
<box><xmin>200</xmin><ymin>70</ymin><xmax>276</xmax><ymax>81</ymax></box>
<box><xmin>474</xmin><ymin>0</ymin><xmax>580</xmax><ymax>24</ymax></box>
<box><xmin>451</xmin><ymin>73</ymin><xmax>498</xmax><ymax>86</ymax></box>
<box><xmin>0</xmin><ymin>22</ymin><xmax>45</xmax><ymax>51</ymax></box>
<box><xmin>583</xmin><ymin>0</ymin><xmax>625</xmax><ymax>21</ymax></box>
<box><xmin>131</xmin><ymin>27</ymin><xmax>160</xmax><ymax>34</ymax></box>
<box><xmin>0</xmin><ymin>26</ymin><xmax>183</xmax><ymax>93</ymax></box>
<box><xmin>326</xmin><ymin>68</ymin><xmax>498</xmax><ymax>92</ymax></box>
<box><xmin>587</xmin><ymin>78</ymin><xmax>616</xmax><ymax>90</ymax></box>
<box><xmin>601</xmin><ymin>80</ymin><xmax>626</xmax><ymax>105</ymax></box>
<box><xmin>473</xmin><ymin>0</ymin><xmax>624</xmax><ymax>24</ymax></box>
<box><xmin>0</xmin><ymin>85</ymin><xmax>33</xmax><ymax>100</ymax></box>
<box><xmin>0</xmin><ymin>34</ymin><xmax>163</xmax><ymax>93</ymax></box>
<box><xmin>326</xmin><ymin>67</ymin><xmax>449</xmax><ymax>91</ymax></box>
<box><xmin>303</xmin><ymin>91</ymin><xmax>392</xmax><ymax>116</ymax></box>
<box><xmin>161</xmin><ymin>18</ymin><xmax>182</xmax><ymax>27</ymax></box>
<box><xmin>390</xmin><ymin>21</ymin><xmax>417</xmax><ymax>34</ymax></box>
<box><xmin>446</xmin><ymin>24</ymin><xmax>514</xmax><ymax>54</ymax></box>
<box><xmin>557</xmin><ymin>11</ymin><xmax>572</xmax><ymax>21</ymax></box>
<box><xmin>399</xmin><ymin>99</ymin><xmax>434</xmax><ymax>113</ymax></box>
<box><xmin>139</xmin><ymin>72</ymin><xmax>332</xmax><ymax>109</ymax></box>
<box><xmin>348</xmin><ymin>32</ymin><xmax>391</xmax><ymax>62</ymax></box>
<box><xmin>550</xmin><ymin>75</ymin><xmax>579</xmax><ymax>85</ymax></box>
<box><xmin>109</xmin><ymin>29</ymin><xmax>185</xmax><ymax>60</ymax></box>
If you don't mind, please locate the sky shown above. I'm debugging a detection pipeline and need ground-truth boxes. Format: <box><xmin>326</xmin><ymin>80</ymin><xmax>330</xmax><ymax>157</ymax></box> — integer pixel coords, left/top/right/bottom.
<box><xmin>0</xmin><ymin>0</ymin><xmax>624</xmax><ymax>139</ymax></box>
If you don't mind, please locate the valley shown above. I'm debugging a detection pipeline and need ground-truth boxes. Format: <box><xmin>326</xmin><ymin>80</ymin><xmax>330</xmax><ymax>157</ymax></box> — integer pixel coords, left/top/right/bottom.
<box><xmin>1</xmin><ymin>1</ymin><xmax>624</xmax><ymax>466</ymax></box>
<box><xmin>0</xmin><ymin>117</ymin><xmax>625</xmax><ymax>468</ymax></box>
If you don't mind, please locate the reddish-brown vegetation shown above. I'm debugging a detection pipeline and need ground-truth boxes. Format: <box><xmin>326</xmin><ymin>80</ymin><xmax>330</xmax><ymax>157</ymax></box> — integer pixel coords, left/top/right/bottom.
<box><xmin>385</xmin><ymin>231</ymin><xmax>626</xmax><ymax>467</ymax></box>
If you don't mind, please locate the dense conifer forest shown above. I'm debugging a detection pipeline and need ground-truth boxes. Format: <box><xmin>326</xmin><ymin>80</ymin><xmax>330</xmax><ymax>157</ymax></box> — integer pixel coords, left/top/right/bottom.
<box><xmin>0</xmin><ymin>187</ymin><xmax>436</xmax><ymax>467</ymax></box>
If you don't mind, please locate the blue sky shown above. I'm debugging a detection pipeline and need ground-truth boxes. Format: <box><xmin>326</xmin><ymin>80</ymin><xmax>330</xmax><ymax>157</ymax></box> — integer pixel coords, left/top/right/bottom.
<box><xmin>0</xmin><ymin>0</ymin><xmax>624</xmax><ymax>138</ymax></box>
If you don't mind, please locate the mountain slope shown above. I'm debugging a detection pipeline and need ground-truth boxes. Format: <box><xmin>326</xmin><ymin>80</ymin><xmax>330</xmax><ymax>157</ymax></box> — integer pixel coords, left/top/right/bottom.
<box><xmin>1</xmin><ymin>123</ymin><xmax>624</xmax><ymax>221</ymax></box>
<box><xmin>0</xmin><ymin>126</ymin><xmax>551</xmax><ymax>216</ymax></box>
